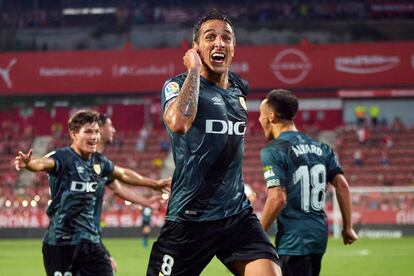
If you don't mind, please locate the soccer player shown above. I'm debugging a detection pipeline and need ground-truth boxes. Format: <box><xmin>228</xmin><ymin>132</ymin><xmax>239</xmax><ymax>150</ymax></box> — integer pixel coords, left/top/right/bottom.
<box><xmin>141</xmin><ymin>207</ymin><xmax>153</xmax><ymax>248</ymax></box>
<box><xmin>14</xmin><ymin>110</ymin><xmax>170</xmax><ymax>276</ymax></box>
<box><xmin>258</xmin><ymin>89</ymin><xmax>358</xmax><ymax>276</ymax></box>
<box><xmin>96</xmin><ymin>113</ymin><xmax>167</xmax><ymax>272</ymax></box>
<box><xmin>147</xmin><ymin>11</ymin><xmax>281</xmax><ymax>276</ymax></box>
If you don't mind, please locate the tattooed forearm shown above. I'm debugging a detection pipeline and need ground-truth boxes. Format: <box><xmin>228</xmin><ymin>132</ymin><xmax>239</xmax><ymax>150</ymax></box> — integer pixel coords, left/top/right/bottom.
<box><xmin>177</xmin><ymin>68</ymin><xmax>200</xmax><ymax>118</ymax></box>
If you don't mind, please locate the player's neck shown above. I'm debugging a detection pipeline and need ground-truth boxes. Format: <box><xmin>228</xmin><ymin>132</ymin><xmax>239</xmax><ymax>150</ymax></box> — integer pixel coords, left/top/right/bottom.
<box><xmin>272</xmin><ymin>123</ymin><xmax>297</xmax><ymax>138</ymax></box>
<box><xmin>71</xmin><ymin>145</ymin><xmax>93</xmax><ymax>160</ymax></box>
<box><xmin>201</xmin><ymin>69</ymin><xmax>230</xmax><ymax>89</ymax></box>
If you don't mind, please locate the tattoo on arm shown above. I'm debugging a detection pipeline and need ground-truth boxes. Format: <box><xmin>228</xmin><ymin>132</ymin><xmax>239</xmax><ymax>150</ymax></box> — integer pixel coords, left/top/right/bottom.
<box><xmin>177</xmin><ymin>69</ymin><xmax>199</xmax><ymax>118</ymax></box>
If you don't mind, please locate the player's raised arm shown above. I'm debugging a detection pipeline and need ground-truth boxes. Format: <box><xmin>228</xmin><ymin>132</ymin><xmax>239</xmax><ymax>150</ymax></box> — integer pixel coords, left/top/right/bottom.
<box><xmin>15</xmin><ymin>149</ymin><xmax>55</xmax><ymax>172</ymax></box>
<box><xmin>331</xmin><ymin>174</ymin><xmax>358</xmax><ymax>245</ymax></box>
<box><xmin>163</xmin><ymin>45</ymin><xmax>202</xmax><ymax>134</ymax></box>
<box><xmin>108</xmin><ymin>180</ymin><xmax>163</xmax><ymax>209</ymax></box>
<box><xmin>111</xmin><ymin>165</ymin><xmax>171</xmax><ymax>193</ymax></box>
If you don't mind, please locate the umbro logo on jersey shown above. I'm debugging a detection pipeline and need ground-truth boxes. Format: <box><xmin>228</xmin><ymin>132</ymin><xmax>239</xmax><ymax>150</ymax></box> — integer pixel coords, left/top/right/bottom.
<box><xmin>76</xmin><ymin>166</ymin><xmax>85</xmax><ymax>174</ymax></box>
<box><xmin>211</xmin><ymin>96</ymin><xmax>223</xmax><ymax>105</ymax></box>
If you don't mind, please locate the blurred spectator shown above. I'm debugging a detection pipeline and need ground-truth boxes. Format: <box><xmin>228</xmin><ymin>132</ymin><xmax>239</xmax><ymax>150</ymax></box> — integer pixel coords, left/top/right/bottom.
<box><xmin>353</xmin><ymin>148</ymin><xmax>364</xmax><ymax>167</ymax></box>
<box><xmin>159</xmin><ymin>138</ymin><xmax>170</xmax><ymax>153</ymax></box>
<box><xmin>51</xmin><ymin>122</ymin><xmax>63</xmax><ymax>138</ymax></box>
<box><xmin>369</xmin><ymin>105</ymin><xmax>380</xmax><ymax>127</ymax></box>
<box><xmin>383</xmin><ymin>134</ymin><xmax>393</xmax><ymax>149</ymax></box>
<box><xmin>390</xmin><ymin>117</ymin><xmax>406</xmax><ymax>133</ymax></box>
<box><xmin>136</xmin><ymin>125</ymin><xmax>150</xmax><ymax>152</ymax></box>
<box><xmin>379</xmin><ymin>148</ymin><xmax>390</xmax><ymax>167</ymax></box>
<box><xmin>356</xmin><ymin>126</ymin><xmax>368</xmax><ymax>145</ymax></box>
<box><xmin>354</xmin><ymin>105</ymin><xmax>366</xmax><ymax>126</ymax></box>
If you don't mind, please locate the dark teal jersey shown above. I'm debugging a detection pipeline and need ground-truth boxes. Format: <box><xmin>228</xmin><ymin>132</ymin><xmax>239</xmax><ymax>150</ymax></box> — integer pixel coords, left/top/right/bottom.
<box><xmin>161</xmin><ymin>72</ymin><xmax>251</xmax><ymax>221</ymax></box>
<box><xmin>43</xmin><ymin>147</ymin><xmax>114</xmax><ymax>245</ymax></box>
<box><xmin>260</xmin><ymin>131</ymin><xmax>343</xmax><ymax>255</ymax></box>
<box><xmin>93</xmin><ymin>177</ymin><xmax>113</xmax><ymax>234</ymax></box>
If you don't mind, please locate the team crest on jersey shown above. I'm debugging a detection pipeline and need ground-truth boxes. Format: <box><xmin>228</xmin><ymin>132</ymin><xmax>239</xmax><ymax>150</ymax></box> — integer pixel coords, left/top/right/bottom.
<box><xmin>239</xmin><ymin>97</ymin><xmax>247</xmax><ymax>110</ymax></box>
<box><xmin>93</xmin><ymin>163</ymin><xmax>102</xmax><ymax>175</ymax></box>
<box><xmin>164</xmin><ymin>81</ymin><xmax>180</xmax><ymax>101</ymax></box>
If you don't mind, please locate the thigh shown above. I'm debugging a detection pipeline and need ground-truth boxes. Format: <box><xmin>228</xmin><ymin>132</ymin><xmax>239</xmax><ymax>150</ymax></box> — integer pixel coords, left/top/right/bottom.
<box><xmin>42</xmin><ymin>243</ymin><xmax>78</xmax><ymax>276</ymax></box>
<box><xmin>216</xmin><ymin>210</ymin><xmax>280</xmax><ymax>273</ymax></box>
<box><xmin>76</xmin><ymin>242</ymin><xmax>114</xmax><ymax>276</ymax></box>
<box><xmin>281</xmin><ymin>255</ymin><xmax>317</xmax><ymax>276</ymax></box>
<box><xmin>310</xmin><ymin>254</ymin><xmax>323</xmax><ymax>276</ymax></box>
<box><xmin>146</xmin><ymin>221</ymin><xmax>217</xmax><ymax>276</ymax></box>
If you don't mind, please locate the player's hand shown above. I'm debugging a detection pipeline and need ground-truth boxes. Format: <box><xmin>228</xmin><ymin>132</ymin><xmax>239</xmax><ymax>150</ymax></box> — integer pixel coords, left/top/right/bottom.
<box><xmin>183</xmin><ymin>44</ymin><xmax>202</xmax><ymax>72</ymax></box>
<box><xmin>15</xmin><ymin>149</ymin><xmax>33</xmax><ymax>171</ymax></box>
<box><xmin>155</xmin><ymin>177</ymin><xmax>171</xmax><ymax>193</ymax></box>
<box><xmin>148</xmin><ymin>195</ymin><xmax>163</xmax><ymax>210</ymax></box>
<box><xmin>109</xmin><ymin>256</ymin><xmax>118</xmax><ymax>273</ymax></box>
<box><xmin>342</xmin><ymin>228</ymin><xmax>358</xmax><ymax>245</ymax></box>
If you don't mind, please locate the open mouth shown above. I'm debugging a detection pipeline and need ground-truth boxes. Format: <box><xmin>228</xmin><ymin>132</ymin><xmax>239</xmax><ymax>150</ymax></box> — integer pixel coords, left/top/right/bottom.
<box><xmin>211</xmin><ymin>52</ymin><xmax>226</xmax><ymax>64</ymax></box>
<box><xmin>87</xmin><ymin>141</ymin><xmax>97</xmax><ymax>147</ymax></box>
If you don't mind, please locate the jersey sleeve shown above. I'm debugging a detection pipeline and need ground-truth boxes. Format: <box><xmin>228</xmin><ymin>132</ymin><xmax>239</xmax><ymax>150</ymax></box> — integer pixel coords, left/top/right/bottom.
<box><xmin>161</xmin><ymin>75</ymin><xmax>186</xmax><ymax>111</ymax></box>
<box><xmin>44</xmin><ymin>149</ymin><xmax>62</xmax><ymax>176</ymax></box>
<box><xmin>99</xmin><ymin>155</ymin><xmax>115</xmax><ymax>178</ymax></box>
<box><xmin>260</xmin><ymin>146</ymin><xmax>287</xmax><ymax>189</ymax></box>
<box><xmin>324</xmin><ymin>144</ymin><xmax>343</xmax><ymax>183</ymax></box>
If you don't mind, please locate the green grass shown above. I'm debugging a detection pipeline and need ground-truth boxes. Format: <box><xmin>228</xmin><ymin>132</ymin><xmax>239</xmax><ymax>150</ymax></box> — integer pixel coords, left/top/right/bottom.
<box><xmin>0</xmin><ymin>237</ymin><xmax>413</xmax><ymax>275</ymax></box>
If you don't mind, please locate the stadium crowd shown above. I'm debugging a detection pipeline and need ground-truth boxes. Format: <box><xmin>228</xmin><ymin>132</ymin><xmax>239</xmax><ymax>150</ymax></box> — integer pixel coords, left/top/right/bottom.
<box><xmin>1</xmin><ymin>115</ymin><xmax>414</xmax><ymax>228</ymax></box>
<box><xmin>1</xmin><ymin>0</ymin><xmax>413</xmax><ymax>29</ymax></box>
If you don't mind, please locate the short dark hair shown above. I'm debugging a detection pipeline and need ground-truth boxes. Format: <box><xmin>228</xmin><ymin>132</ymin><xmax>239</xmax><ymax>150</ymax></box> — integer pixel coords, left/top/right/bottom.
<box><xmin>68</xmin><ymin>110</ymin><xmax>99</xmax><ymax>132</ymax></box>
<box><xmin>98</xmin><ymin>113</ymin><xmax>109</xmax><ymax>127</ymax></box>
<box><xmin>266</xmin><ymin>89</ymin><xmax>299</xmax><ymax>121</ymax></box>
<box><xmin>193</xmin><ymin>10</ymin><xmax>235</xmax><ymax>43</ymax></box>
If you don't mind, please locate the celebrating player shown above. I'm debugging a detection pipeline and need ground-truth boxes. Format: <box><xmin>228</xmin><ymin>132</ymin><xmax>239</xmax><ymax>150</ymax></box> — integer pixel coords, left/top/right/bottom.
<box><xmin>15</xmin><ymin>110</ymin><xmax>170</xmax><ymax>276</ymax></box>
<box><xmin>259</xmin><ymin>89</ymin><xmax>358</xmax><ymax>276</ymax></box>
<box><xmin>146</xmin><ymin>11</ymin><xmax>281</xmax><ymax>276</ymax></box>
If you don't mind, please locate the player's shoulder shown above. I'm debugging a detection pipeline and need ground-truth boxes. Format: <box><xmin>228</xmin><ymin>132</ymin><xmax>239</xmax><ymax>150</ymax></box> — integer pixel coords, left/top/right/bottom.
<box><xmin>162</xmin><ymin>73</ymin><xmax>187</xmax><ymax>102</ymax></box>
<box><xmin>261</xmin><ymin>139</ymin><xmax>289</xmax><ymax>157</ymax></box>
<box><xmin>319</xmin><ymin>141</ymin><xmax>335</xmax><ymax>156</ymax></box>
<box><xmin>297</xmin><ymin>132</ymin><xmax>336</xmax><ymax>156</ymax></box>
<box><xmin>165</xmin><ymin>73</ymin><xmax>187</xmax><ymax>87</ymax></box>
<box><xmin>229</xmin><ymin>71</ymin><xmax>248</xmax><ymax>96</ymax></box>
<box><xmin>94</xmin><ymin>151</ymin><xmax>111</xmax><ymax>163</ymax></box>
<box><xmin>44</xmin><ymin>146</ymin><xmax>70</xmax><ymax>158</ymax></box>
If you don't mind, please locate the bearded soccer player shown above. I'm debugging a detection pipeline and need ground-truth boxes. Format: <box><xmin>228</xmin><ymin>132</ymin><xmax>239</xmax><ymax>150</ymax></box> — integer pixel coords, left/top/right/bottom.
<box><xmin>259</xmin><ymin>89</ymin><xmax>358</xmax><ymax>276</ymax></box>
<box><xmin>15</xmin><ymin>110</ymin><xmax>170</xmax><ymax>276</ymax></box>
<box><xmin>146</xmin><ymin>11</ymin><xmax>281</xmax><ymax>276</ymax></box>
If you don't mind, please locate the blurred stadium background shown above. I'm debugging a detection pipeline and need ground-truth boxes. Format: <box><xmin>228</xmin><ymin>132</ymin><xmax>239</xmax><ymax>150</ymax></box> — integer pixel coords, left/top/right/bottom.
<box><xmin>1</xmin><ymin>0</ymin><xmax>414</xmax><ymax>275</ymax></box>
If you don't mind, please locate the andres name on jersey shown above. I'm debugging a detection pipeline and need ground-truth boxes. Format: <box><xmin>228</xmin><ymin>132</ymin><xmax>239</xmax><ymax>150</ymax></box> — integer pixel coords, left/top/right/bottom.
<box><xmin>205</xmin><ymin>119</ymin><xmax>246</xmax><ymax>135</ymax></box>
<box><xmin>70</xmin><ymin>181</ymin><xmax>98</xmax><ymax>192</ymax></box>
